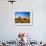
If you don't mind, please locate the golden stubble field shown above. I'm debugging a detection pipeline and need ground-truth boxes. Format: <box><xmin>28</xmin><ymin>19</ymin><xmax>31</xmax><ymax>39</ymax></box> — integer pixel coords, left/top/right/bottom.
<box><xmin>15</xmin><ymin>17</ymin><xmax>30</xmax><ymax>23</ymax></box>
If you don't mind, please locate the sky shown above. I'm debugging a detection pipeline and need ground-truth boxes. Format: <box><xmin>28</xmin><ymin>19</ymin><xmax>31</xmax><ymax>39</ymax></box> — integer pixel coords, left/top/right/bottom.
<box><xmin>15</xmin><ymin>12</ymin><xmax>30</xmax><ymax>18</ymax></box>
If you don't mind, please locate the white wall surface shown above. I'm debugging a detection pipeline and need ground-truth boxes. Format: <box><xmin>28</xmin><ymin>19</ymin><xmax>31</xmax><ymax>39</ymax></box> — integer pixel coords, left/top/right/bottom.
<box><xmin>0</xmin><ymin>0</ymin><xmax>46</xmax><ymax>42</ymax></box>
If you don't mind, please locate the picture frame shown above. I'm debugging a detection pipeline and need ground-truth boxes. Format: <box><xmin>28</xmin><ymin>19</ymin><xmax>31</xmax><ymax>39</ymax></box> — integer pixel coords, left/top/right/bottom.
<box><xmin>14</xmin><ymin>10</ymin><xmax>33</xmax><ymax>26</ymax></box>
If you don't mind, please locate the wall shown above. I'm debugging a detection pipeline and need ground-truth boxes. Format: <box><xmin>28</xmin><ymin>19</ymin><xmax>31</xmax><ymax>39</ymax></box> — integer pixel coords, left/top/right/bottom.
<box><xmin>0</xmin><ymin>0</ymin><xmax>46</xmax><ymax>42</ymax></box>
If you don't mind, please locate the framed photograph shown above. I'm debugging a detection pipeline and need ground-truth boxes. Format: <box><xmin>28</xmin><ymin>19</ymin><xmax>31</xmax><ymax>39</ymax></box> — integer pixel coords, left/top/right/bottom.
<box><xmin>14</xmin><ymin>10</ymin><xmax>33</xmax><ymax>26</ymax></box>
